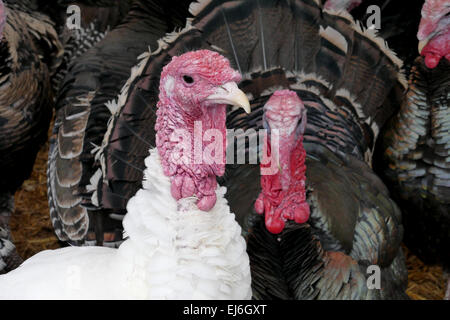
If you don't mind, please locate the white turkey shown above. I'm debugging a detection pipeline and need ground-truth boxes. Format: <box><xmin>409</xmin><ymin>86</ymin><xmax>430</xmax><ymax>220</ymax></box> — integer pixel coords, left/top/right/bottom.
<box><xmin>45</xmin><ymin>0</ymin><xmax>410</xmax><ymax>299</ymax></box>
<box><xmin>0</xmin><ymin>49</ymin><xmax>252</xmax><ymax>300</ymax></box>
<box><xmin>0</xmin><ymin>0</ymin><xmax>63</xmax><ymax>274</ymax></box>
<box><xmin>375</xmin><ymin>0</ymin><xmax>450</xmax><ymax>299</ymax></box>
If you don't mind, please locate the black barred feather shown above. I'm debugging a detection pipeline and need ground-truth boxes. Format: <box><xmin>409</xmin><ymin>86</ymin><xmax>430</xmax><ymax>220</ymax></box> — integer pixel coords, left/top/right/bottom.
<box><xmin>350</xmin><ymin>0</ymin><xmax>424</xmax><ymax>75</ymax></box>
<box><xmin>0</xmin><ymin>193</ymin><xmax>22</xmax><ymax>274</ymax></box>
<box><xmin>52</xmin><ymin>24</ymin><xmax>107</xmax><ymax>94</ymax></box>
<box><xmin>0</xmin><ymin>0</ymin><xmax>63</xmax><ymax>272</ymax></box>
<box><xmin>376</xmin><ymin>58</ymin><xmax>450</xmax><ymax>269</ymax></box>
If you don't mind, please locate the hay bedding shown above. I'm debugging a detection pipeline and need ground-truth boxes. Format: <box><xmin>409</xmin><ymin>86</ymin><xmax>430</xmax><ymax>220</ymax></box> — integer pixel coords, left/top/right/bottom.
<box><xmin>9</xmin><ymin>138</ymin><xmax>446</xmax><ymax>300</ymax></box>
<box><xmin>10</xmin><ymin>139</ymin><xmax>60</xmax><ymax>259</ymax></box>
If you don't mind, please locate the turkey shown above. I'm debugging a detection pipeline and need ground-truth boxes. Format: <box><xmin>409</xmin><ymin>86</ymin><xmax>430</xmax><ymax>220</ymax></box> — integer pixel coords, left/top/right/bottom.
<box><xmin>0</xmin><ymin>50</ymin><xmax>252</xmax><ymax>300</ymax></box>
<box><xmin>0</xmin><ymin>0</ymin><xmax>63</xmax><ymax>273</ymax></box>
<box><xmin>48</xmin><ymin>0</ymin><xmax>409</xmax><ymax>299</ymax></box>
<box><xmin>235</xmin><ymin>88</ymin><xmax>408</xmax><ymax>299</ymax></box>
<box><xmin>47</xmin><ymin>0</ymin><xmax>192</xmax><ymax>247</ymax></box>
<box><xmin>376</xmin><ymin>0</ymin><xmax>450</xmax><ymax>299</ymax></box>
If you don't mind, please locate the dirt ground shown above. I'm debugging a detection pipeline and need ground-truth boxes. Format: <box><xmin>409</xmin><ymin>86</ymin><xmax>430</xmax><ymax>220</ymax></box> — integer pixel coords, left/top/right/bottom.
<box><xmin>9</xmin><ymin>140</ymin><xmax>447</xmax><ymax>300</ymax></box>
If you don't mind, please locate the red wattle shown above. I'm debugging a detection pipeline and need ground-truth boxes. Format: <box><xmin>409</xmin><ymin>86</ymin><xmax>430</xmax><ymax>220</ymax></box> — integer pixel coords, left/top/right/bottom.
<box><xmin>265</xmin><ymin>211</ymin><xmax>285</xmax><ymax>234</ymax></box>
<box><xmin>255</xmin><ymin>136</ymin><xmax>310</xmax><ymax>234</ymax></box>
<box><xmin>294</xmin><ymin>202</ymin><xmax>310</xmax><ymax>224</ymax></box>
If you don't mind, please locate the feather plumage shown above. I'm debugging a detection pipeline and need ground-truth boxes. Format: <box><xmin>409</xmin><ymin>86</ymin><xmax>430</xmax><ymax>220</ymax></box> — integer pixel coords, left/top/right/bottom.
<box><xmin>48</xmin><ymin>0</ymin><xmax>408</xmax><ymax>299</ymax></box>
<box><xmin>0</xmin><ymin>0</ymin><xmax>63</xmax><ymax>273</ymax></box>
<box><xmin>1</xmin><ymin>149</ymin><xmax>251</xmax><ymax>299</ymax></box>
<box><xmin>47</xmin><ymin>0</ymin><xmax>192</xmax><ymax>245</ymax></box>
<box><xmin>376</xmin><ymin>57</ymin><xmax>449</xmax><ymax>268</ymax></box>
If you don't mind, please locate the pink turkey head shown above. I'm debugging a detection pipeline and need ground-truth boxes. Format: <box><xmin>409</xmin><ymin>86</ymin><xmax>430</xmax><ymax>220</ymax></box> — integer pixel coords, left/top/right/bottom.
<box><xmin>417</xmin><ymin>0</ymin><xmax>450</xmax><ymax>68</ymax></box>
<box><xmin>255</xmin><ymin>90</ymin><xmax>310</xmax><ymax>234</ymax></box>
<box><xmin>0</xmin><ymin>1</ymin><xmax>6</xmax><ymax>40</ymax></box>
<box><xmin>158</xmin><ymin>50</ymin><xmax>249</xmax><ymax>113</ymax></box>
<box><xmin>155</xmin><ymin>50</ymin><xmax>250</xmax><ymax>212</ymax></box>
<box><xmin>324</xmin><ymin>0</ymin><xmax>363</xmax><ymax>12</ymax></box>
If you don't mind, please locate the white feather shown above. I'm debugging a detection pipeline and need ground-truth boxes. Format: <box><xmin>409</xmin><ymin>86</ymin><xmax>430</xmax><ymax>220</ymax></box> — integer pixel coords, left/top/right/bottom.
<box><xmin>0</xmin><ymin>149</ymin><xmax>252</xmax><ymax>300</ymax></box>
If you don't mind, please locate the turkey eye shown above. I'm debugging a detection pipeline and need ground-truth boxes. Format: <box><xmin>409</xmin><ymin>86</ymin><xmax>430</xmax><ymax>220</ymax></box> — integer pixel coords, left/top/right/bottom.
<box><xmin>183</xmin><ymin>75</ymin><xmax>194</xmax><ymax>84</ymax></box>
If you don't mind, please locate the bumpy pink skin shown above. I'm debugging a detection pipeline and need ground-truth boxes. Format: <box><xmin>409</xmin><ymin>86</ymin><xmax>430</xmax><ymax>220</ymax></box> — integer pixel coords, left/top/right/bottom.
<box><xmin>155</xmin><ymin>50</ymin><xmax>241</xmax><ymax>211</ymax></box>
<box><xmin>417</xmin><ymin>0</ymin><xmax>450</xmax><ymax>68</ymax></box>
<box><xmin>255</xmin><ymin>90</ymin><xmax>310</xmax><ymax>234</ymax></box>
<box><xmin>324</xmin><ymin>0</ymin><xmax>362</xmax><ymax>12</ymax></box>
<box><xmin>0</xmin><ymin>1</ymin><xmax>6</xmax><ymax>39</ymax></box>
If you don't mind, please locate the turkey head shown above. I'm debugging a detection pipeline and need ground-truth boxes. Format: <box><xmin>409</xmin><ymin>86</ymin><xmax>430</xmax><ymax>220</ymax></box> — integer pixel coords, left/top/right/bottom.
<box><xmin>418</xmin><ymin>0</ymin><xmax>450</xmax><ymax>68</ymax></box>
<box><xmin>155</xmin><ymin>50</ymin><xmax>250</xmax><ymax>211</ymax></box>
<box><xmin>255</xmin><ymin>90</ymin><xmax>309</xmax><ymax>234</ymax></box>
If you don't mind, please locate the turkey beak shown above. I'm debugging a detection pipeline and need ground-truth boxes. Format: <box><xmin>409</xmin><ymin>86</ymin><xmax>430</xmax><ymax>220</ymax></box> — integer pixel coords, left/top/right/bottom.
<box><xmin>418</xmin><ymin>30</ymin><xmax>436</xmax><ymax>55</ymax></box>
<box><xmin>418</xmin><ymin>39</ymin><xmax>428</xmax><ymax>55</ymax></box>
<box><xmin>206</xmin><ymin>82</ymin><xmax>251</xmax><ymax>114</ymax></box>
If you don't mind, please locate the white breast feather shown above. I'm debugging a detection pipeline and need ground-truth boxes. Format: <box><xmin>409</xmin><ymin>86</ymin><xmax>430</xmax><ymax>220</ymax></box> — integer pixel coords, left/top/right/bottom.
<box><xmin>0</xmin><ymin>149</ymin><xmax>251</xmax><ymax>300</ymax></box>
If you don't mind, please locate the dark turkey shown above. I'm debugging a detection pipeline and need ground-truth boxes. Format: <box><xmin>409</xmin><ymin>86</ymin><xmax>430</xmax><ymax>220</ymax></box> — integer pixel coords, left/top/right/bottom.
<box><xmin>48</xmin><ymin>0</ymin><xmax>410</xmax><ymax>298</ymax></box>
<box><xmin>323</xmin><ymin>0</ymin><xmax>450</xmax><ymax>299</ymax></box>
<box><xmin>47</xmin><ymin>0</ymin><xmax>192</xmax><ymax>247</ymax></box>
<box><xmin>377</xmin><ymin>57</ymin><xmax>449</xmax><ymax>296</ymax></box>
<box><xmin>370</xmin><ymin>0</ymin><xmax>450</xmax><ymax>299</ymax></box>
<box><xmin>0</xmin><ymin>0</ymin><xmax>63</xmax><ymax>273</ymax></box>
